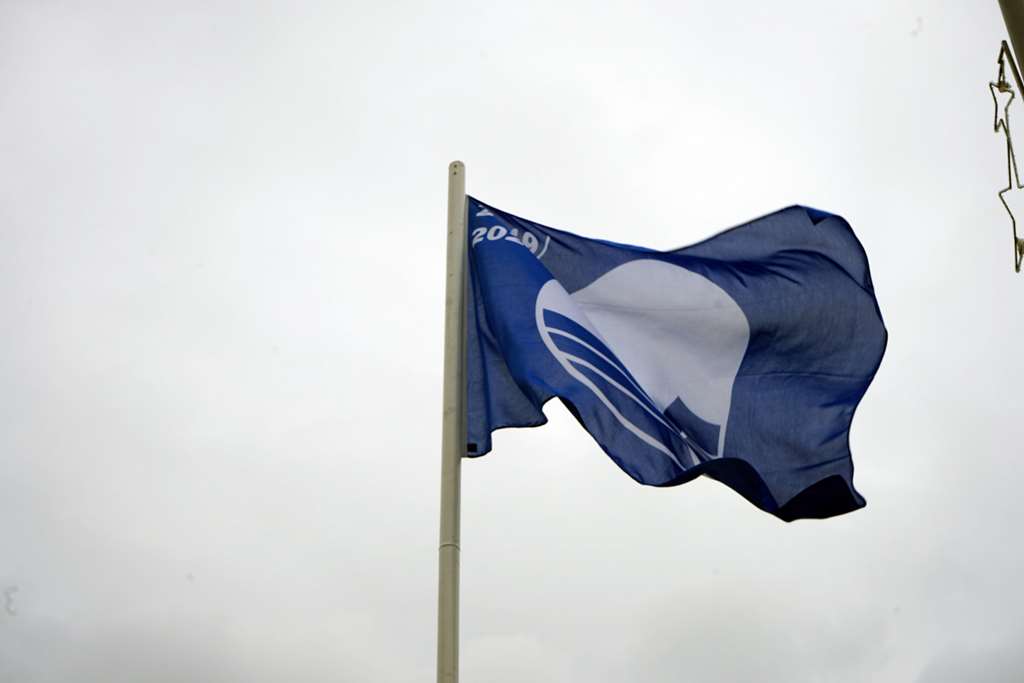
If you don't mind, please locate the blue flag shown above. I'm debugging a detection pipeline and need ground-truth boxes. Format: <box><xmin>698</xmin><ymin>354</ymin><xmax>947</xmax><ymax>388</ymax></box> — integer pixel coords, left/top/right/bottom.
<box><xmin>466</xmin><ymin>197</ymin><xmax>886</xmax><ymax>521</ymax></box>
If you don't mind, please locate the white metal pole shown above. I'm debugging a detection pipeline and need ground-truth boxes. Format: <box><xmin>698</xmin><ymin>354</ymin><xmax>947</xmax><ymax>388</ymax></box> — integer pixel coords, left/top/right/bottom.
<box><xmin>437</xmin><ymin>160</ymin><xmax>466</xmax><ymax>683</ymax></box>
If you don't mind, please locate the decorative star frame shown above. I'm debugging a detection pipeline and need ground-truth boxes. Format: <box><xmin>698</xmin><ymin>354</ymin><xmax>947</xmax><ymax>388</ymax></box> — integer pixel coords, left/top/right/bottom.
<box><xmin>991</xmin><ymin>40</ymin><xmax>1024</xmax><ymax>273</ymax></box>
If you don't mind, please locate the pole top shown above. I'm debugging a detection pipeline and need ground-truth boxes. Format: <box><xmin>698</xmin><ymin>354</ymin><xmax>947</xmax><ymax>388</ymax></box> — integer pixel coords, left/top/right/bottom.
<box><xmin>449</xmin><ymin>160</ymin><xmax>464</xmax><ymax>175</ymax></box>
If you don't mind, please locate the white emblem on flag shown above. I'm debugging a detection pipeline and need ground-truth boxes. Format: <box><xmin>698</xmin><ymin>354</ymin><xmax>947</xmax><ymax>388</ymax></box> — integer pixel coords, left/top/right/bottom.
<box><xmin>535</xmin><ymin>259</ymin><xmax>750</xmax><ymax>467</ymax></box>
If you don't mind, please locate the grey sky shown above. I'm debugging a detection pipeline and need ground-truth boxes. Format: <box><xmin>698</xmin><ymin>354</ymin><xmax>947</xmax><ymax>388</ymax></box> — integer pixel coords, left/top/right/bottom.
<box><xmin>1</xmin><ymin>1</ymin><xmax>1022</xmax><ymax>681</ymax></box>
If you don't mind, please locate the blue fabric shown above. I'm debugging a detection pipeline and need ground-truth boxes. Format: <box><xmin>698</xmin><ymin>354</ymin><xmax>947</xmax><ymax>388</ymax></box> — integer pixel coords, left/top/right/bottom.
<box><xmin>465</xmin><ymin>197</ymin><xmax>886</xmax><ymax>521</ymax></box>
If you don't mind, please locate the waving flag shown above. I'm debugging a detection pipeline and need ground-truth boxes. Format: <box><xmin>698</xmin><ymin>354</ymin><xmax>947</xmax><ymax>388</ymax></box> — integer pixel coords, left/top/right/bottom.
<box><xmin>465</xmin><ymin>197</ymin><xmax>886</xmax><ymax>521</ymax></box>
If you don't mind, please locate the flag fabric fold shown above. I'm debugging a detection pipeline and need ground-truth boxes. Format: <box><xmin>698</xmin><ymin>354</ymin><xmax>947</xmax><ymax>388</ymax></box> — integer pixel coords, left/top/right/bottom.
<box><xmin>465</xmin><ymin>197</ymin><xmax>886</xmax><ymax>521</ymax></box>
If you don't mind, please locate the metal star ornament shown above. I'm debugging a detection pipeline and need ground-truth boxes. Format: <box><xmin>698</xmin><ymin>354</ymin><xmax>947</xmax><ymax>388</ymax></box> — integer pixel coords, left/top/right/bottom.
<box><xmin>990</xmin><ymin>41</ymin><xmax>1024</xmax><ymax>273</ymax></box>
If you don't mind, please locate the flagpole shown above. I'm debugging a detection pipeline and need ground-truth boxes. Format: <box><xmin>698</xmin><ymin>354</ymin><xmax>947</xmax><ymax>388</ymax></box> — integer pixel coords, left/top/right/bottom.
<box><xmin>438</xmin><ymin>160</ymin><xmax>466</xmax><ymax>683</ymax></box>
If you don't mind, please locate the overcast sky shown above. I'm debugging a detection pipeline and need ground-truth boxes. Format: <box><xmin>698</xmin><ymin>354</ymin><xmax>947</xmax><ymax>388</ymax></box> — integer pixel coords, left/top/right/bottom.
<box><xmin>2</xmin><ymin>1</ymin><xmax>1023</xmax><ymax>681</ymax></box>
